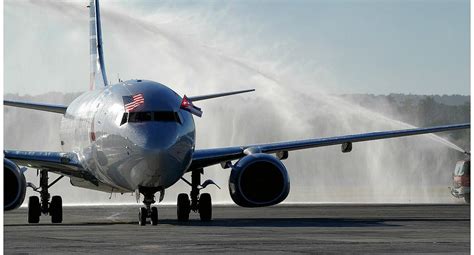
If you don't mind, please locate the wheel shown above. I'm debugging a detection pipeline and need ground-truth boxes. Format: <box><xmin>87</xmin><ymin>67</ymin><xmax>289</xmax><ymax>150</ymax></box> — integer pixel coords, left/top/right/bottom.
<box><xmin>150</xmin><ymin>207</ymin><xmax>158</xmax><ymax>225</ymax></box>
<box><xmin>177</xmin><ymin>193</ymin><xmax>190</xmax><ymax>221</ymax></box>
<box><xmin>28</xmin><ymin>196</ymin><xmax>41</xmax><ymax>224</ymax></box>
<box><xmin>199</xmin><ymin>193</ymin><xmax>212</xmax><ymax>221</ymax></box>
<box><xmin>464</xmin><ymin>193</ymin><xmax>470</xmax><ymax>204</ymax></box>
<box><xmin>138</xmin><ymin>207</ymin><xmax>147</xmax><ymax>226</ymax></box>
<box><xmin>50</xmin><ymin>196</ymin><xmax>63</xmax><ymax>223</ymax></box>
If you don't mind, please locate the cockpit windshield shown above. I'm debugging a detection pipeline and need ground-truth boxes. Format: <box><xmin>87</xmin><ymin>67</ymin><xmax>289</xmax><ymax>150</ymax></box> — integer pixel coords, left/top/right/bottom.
<box><xmin>120</xmin><ymin>111</ymin><xmax>181</xmax><ymax>125</ymax></box>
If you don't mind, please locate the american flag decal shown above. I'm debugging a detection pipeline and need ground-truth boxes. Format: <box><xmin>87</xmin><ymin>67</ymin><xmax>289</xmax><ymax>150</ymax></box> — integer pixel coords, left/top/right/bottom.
<box><xmin>123</xmin><ymin>93</ymin><xmax>145</xmax><ymax>112</ymax></box>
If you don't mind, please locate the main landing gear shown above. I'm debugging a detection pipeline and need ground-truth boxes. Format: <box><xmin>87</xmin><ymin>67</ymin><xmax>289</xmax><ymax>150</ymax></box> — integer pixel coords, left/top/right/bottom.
<box><xmin>27</xmin><ymin>170</ymin><xmax>64</xmax><ymax>224</ymax></box>
<box><xmin>178</xmin><ymin>169</ymin><xmax>219</xmax><ymax>222</ymax></box>
<box><xmin>138</xmin><ymin>187</ymin><xmax>161</xmax><ymax>226</ymax></box>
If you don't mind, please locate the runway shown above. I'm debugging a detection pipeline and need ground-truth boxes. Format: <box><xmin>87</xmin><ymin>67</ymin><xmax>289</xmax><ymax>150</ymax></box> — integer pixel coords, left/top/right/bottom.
<box><xmin>4</xmin><ymin>204</ymin><xmax>470</xmax><ymax>254</ymax></box>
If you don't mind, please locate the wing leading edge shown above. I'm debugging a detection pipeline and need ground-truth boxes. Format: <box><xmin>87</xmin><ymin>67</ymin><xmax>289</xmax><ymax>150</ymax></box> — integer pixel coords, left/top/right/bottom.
<box><xmin>189</xmin><ymin>123</ymin><xmax>470</xmax><ymax>170</ymax></box>
<box><xmin>187</xmin><ymin>89</ymin><xmax>255</xmax><ymax>102</ymax></box>
<box><xmin>4</xmin><ymin>100</ymin><xmax>68</xmax><ymax>114</ymax></box>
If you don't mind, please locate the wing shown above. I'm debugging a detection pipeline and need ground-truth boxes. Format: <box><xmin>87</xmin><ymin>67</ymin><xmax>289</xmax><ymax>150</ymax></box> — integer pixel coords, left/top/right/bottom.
<box><xmin>4</xmin><ymin>150</ymin><xmax>96</xmax><ymax>182</ymax></box>
<box><xmin>4</xmin><ymin>100</ymin><xmax>67</xmax><ymax>114</ymax></box>
<box><xmin>187</xmin><ymin>89</ymin><xmax>255</xmax><ymax>102</ymax></box>
<box><xmin>189</xmin><ymin>123</ymin><xmax>470</xmax><ymax>171</ymax></box>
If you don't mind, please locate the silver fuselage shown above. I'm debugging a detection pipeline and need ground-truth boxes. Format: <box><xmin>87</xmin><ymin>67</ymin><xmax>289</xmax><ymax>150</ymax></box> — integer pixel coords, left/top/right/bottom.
<box><xmin>60</xmin><ymin>80</ymin><xmax>196</xmax><ymax>192</ymax></box>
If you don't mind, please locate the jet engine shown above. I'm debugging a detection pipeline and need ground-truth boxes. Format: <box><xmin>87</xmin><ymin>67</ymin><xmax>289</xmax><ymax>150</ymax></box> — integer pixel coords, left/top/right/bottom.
<box><xmin>229</xmin><ymin>153</ymin><xmax>290</xmax><ymax>207</ymax></box>
<box><xmin>4</xmin><ymin>159</ymin><xmax>27</xmax><ymax>211</ymax></box>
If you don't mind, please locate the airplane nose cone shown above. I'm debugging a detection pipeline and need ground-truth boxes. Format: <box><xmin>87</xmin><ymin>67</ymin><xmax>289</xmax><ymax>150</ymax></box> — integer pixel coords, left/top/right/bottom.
<box><xmin>129</xmin><ymin>123</ymin><xmax>192</xmax><ymax>188</ymax></box>
<box><xmin>127</xmin><ymin>122</ymin><xmax>180</xmax><ymax>151</ymax></box>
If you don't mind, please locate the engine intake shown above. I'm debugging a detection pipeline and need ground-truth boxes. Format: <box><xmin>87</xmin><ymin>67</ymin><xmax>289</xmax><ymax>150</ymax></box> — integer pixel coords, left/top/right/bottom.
<box><xmin>229</xmin><ymin>153</ymin><xmax>290</xmax><ymax>207</ymax></box>
<box><xmin>4</xmin><ymin>159</ymin><xmax>26</xmax><ymax>211</ymax></box>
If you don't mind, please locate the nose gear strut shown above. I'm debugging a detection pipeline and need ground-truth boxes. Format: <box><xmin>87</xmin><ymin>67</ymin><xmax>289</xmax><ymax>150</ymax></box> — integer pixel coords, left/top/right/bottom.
<box><xmin>137</xmin><ymin>187</ymin><xmax>161</xmax><ymax>226</ymax></box>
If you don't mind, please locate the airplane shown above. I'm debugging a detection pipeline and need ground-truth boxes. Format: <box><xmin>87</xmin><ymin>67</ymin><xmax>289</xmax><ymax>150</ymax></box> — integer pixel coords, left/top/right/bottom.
<box><xmin>4</xmin><ymin>0</ymin><xmax>470</xmax><ymax>226</ymax></box>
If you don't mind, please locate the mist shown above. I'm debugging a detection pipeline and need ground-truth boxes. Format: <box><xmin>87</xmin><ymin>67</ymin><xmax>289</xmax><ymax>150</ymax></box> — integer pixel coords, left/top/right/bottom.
<box><xmin>4</xmin><ymin>1</ymin><xmax>469</xmax><ymax>205</ymax></box>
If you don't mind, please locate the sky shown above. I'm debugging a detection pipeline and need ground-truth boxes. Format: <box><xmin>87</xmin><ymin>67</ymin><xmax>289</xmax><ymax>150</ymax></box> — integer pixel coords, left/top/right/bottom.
<box><xmin>4</xmin><ymin>0</ymin><xmax>470</xmax><ymax>95</ymax></box>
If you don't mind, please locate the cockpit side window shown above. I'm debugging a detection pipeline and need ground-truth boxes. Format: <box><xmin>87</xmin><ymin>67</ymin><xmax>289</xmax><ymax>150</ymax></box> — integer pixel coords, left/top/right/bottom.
<box><xmin>120</xmin><ymin>112</ymin><xmax>129</xmax><ymax>125</ymax></box>
<box><xmin>120</xmin><ymin>111</ymin><xmax>181</xmax><ymax>125</ymax></box>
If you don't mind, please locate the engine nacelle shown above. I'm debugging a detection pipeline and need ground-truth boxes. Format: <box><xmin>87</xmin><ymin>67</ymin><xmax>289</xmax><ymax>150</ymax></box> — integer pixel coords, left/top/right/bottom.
<box><xmin>4</xmin><ymin>159</ymin><xmax>27</xmax><ymax>211</ymax></box>
<box><xmin>229</xmin><ymin>153</ymin><xmax>290</xmax><ymax>207</ymax></box>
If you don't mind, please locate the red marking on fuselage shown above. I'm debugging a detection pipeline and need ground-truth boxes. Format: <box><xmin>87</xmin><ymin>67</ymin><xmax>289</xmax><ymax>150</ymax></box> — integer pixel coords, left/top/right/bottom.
<box><xmin>90</xmin><ymin>117</ymin><xmax>96</xmax><ymax>142</ymax></box>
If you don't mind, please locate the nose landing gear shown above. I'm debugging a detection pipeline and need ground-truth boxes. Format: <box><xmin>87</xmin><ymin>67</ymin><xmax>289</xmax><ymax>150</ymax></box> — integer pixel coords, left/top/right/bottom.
<box><xmin>138</xmin><ymin>187</ymin><xmax>161</xmax><ymax>226</ymax></box>
<box><xmin>27</xmin><ymin>170</ymin><xmax>64</xmax><ymax>224</ymax></box>
<box><xmin>178</xmin><ymin>168</ymin><xmax>219</xmax><ymax>222</ymax></box>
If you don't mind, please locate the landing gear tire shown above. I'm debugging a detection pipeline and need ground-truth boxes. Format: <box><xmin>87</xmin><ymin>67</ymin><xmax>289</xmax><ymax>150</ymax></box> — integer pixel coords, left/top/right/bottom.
<box><xmin>150</xmin><ymin>207</ymin><xmax>158</xmax><ymax>225</ymax></box>
<box><xmin>139</xmin><ymin>207</ymin><xmax>147</xmax><ymax>226</ymax></box>
<box><xmin>28</xmin><ymin>196</ymin><xmax>41</xmax><ymax>224</ymax></box>
<box><xmin>50</xmin><ymin>196</ymin><xmax>63</xmax><ymax>223</ymax></box>
<box><xmin>199</xmin><ymin>193</ymin><xmax>212</xmax><ymax>221</ymax></box>
<box><xmin>464</xmin><ymin>193</ymin><xmax>470</xmax><ymax>204</ymax></box>
<box><xmin>177</xmin><ymin>193</ymin><xmax>190</xmax><ymax>221</ymax></box>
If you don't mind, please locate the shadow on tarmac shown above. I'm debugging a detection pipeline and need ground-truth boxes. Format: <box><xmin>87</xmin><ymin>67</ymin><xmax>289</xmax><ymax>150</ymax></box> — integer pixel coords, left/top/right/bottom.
<box><xmin>5</xmin><ymin>217</ymin><xmax>405</xmax><ymax>228</ymax></box>
<box><xmin>166</xmin><ymin>218</ymin><xmax>400</xmax><ymax>228</ymax></box>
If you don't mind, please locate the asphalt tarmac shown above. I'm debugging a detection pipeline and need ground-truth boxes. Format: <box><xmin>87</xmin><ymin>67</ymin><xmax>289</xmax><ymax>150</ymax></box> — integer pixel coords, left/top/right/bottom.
<box><xmin>4</xmin><ymin>204</ymin><xmax>470</xmax><ymax>254</ymax></box>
